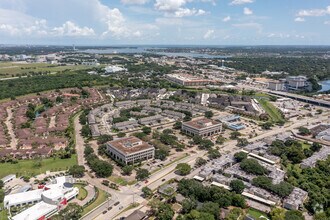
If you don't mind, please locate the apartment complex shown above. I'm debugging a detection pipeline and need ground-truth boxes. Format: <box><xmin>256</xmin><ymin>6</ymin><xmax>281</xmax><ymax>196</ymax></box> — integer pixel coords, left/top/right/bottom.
<box><xmin>106</xmin><ymin>137</ymin><xmax>155</xmax><ymax>164</ymax></box>
<box><xmin>182</xmin><ymin>118</ymin><xmax>222</xmax><ymax>137</ymax></box>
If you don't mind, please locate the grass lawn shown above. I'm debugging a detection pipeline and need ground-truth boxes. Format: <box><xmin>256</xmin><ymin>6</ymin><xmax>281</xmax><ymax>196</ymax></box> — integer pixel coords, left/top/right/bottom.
<box><xmin>258</xmin><ymin>99</ymin><xmax>285</xmax><ymax>124</ymax></box>
<box><xmin>74</xmin><ymin>184</ymin><xmax>88</xmax><ymax>201</ymax></box>
<box><xmin>82</xmin><ymin>188</ymin><xmax>108</xmax><ymax>216</ymax></box>
<box><xmin>0</xmin><ymin>202</ymin><xmax>8</xmax><ymax>220</ymax></box>
<box><xmin>247</xmin><ymin>208</ymin><xmax>269</xmax><ymax>219</ymax></box>
<box><xmin>0</xmin><ymin>154</ymin><xmax>77</xmax><ymax>178</ymax></box>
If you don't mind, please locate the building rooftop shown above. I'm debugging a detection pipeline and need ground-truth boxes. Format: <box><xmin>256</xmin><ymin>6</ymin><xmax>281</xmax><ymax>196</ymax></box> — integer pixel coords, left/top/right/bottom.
<box><xmin>107</xmin><ymin>137</ymin><xmax>154</xmax><ymax>155</ymax></box>
<box><xmin>183</xmin><ymin>118</ymin><xmax>221</xmax><ymax>129</ymax></box>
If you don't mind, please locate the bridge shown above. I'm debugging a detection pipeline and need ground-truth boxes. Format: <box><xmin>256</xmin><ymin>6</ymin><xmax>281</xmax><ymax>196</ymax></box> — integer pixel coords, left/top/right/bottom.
<box><xmin>268</xmin><ymin>91</ymin><xmax>330</xmax><ymax>108</ymax></box>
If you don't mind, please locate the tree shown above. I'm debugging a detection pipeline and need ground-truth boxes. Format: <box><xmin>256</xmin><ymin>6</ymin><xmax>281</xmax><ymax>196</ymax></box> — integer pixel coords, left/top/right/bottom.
<box><xmin>207</xmin><ymin>148</ymin><xmax>221</xmax><ymax>159</ymax></box>
<box><xmin>200</xmin><ymin>139</ymin><xmax>214</xmax><ymax>150</ymax></box>
<box><xmin>136</xmin><ymin>169</ymin><xmax>150</xmax><ymax>181</ymax></box>
<box><xmin>117</xmin><ymin>132</ymin><xmax>126</xmax><ymax>138</ymax></box>
<box><xmin>195</xmin><ymin>157</ymin><xmax>207</xmax><ymax>167</ymax></box>
<box><xmin>198</xmin><ymin>202</ymin><xmax>219</xmax><ymax>219</ymax></box>
<box><xmin>173</xmin><ymin>121</ymin><xmax>182</xmax><ymax>129</ymax></box>
<box><xmin>81</xmin><ymin>125</ymin><xmax>91</xmax><ymax>138</ymax></box>
<box><xmin>97</xmin><ymin>134</ymin><xmax>113</xmax><ymax>144</ymax></box>
<box><xmin>261</xmin><ymin>121</ymin><xmax>273</xmax><ymax>130</ymax></box>
<box><xmin>231</xmin><ymin>194</ymin><xmax>246</xmax><ymax>208</ymax></box>
<box><xmin>0</xmin><ymin>190</ymin><xmax>4</xmax><ymax>203</ymax></box>
<box><xmin>176</xmin><ymin>163</ymin><xmax>192</xmax><ymax>176</ymax></box>
<box><xmin>68</xmin><ymin>165</ymin><xmax>85</xmax><ymax>178</ymax></box>
<box><xmin>230</xmin><ymin>180</ymin><xmax>245</xmax><ymax>194</ymax></box>
<box><xmin>236</xmin><ymin>138</ymin><xmax>249</xmax><ymax>147</ymax></box>
<box><xmin>142</xmin><ymin>186</ymin><xmax>153</xmax><ymax>198</ymax></box>
<box><xmin>285</xmin><ymin>210</ymin><xmax>304</xmax><ymax>220</ymax></box>
<box><xmin>225</xmin><ymin>208</ymin><xmax>244</xmax><ymax>220</ymax></box>
<box><xmin>234</xmin><ymin>152</ymin><xmax>247</xmax><ymax>162</ymax></box>
<box><xmin>204</xmin><ymin>111</ymin><xmax>213</xmax><ymax>119</ymax></box>
<box><xmin>240</xmin><ymin>159</ymin><xmax>268</xmax><ymax>175</ymax></box>
<box><xmin>270</xmin><ymin>207</ymin><xmax>286</xmax><ymax>220</ymax></box>
<box><xmin>155</xmin><ymin>203</ymin><xmax>174</xmax><ymax>220</ymax></box>
<box><xmin>122</xmin><ymin>165</ymin><xmax>134</xmax><ymax>175</ymax></box>
<box><xmin>316</xmin><ymin>109</ymin><xmax>323</xmax><ymax>114</ymax></box>
<box><xmin>142</xmin><ymin>126</ymin><xmax>152</xmax><ymax>135</ymax></box>
<box><xmin>298</xmin><ymin>126</ymin><xmax>311</xmax><ymax>136</ymax></box>
<box><xmin>56</xmin><ymin>203</ymin><xmax>83</xmax><ymax>220</ymax></box>
<box><xmin>230</xmin><ymin>131</ymin><xmax>241</xmax><ymax>140</ymax></box>
<box><xmin>311</xmin><ymin>142</ymin><xmax>322</xmax><ymax>152</ymax></box>
<box><xmin>181</xmin><ymin>198</ymin><xmax>197</xmax><ymax>214</ymax></box>
<box><xmin>216</xmin><ymin>136</ymin><xmax>226</xmax><ymax>145</ymax></box>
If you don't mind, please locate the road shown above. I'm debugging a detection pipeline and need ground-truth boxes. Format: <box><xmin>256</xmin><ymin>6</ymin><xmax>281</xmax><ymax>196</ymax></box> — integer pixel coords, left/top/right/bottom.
<box><xmin>74</xmin><ymin>113</ymin><xmax>141</xmax><ymax>220</ymax></box>
<box><xmin>5</xmin><ymin>107</ymin><xmax>17</xmax><ymax>149</ymax></box>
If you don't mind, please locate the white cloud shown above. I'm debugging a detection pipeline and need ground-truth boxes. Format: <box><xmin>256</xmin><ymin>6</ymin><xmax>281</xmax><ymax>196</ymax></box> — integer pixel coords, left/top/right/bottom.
<box><xmin>297</xmin><ymin>6</ymin><xmax>330</xmax><ymax>17</ymax></box>
<box><xmin>222</xmin><ymin>16</ymin><xmax>231</xmax><ymax>22</ymax></box>
<box><xmin>173</xmin><ymin>8</ymin><xmax>205</xmax><ymax>17</ymax></box>
<box><xmin>52</xmin><ymin>21</ymin><xmax>95</xmax><ymax>36</ymax></box>
<box><xmin>155</xmin><ymin>0</ymin><xmax>190</xmax><ymax>12</ymax></box>
<box><xmin>121</xmin><ymin>0</ymin><xmax>149</xmax><ymax>4</ymax></box>
<box><xmin>243</xmin><ymin>7</ymin><xmax>253</xmax><ymax>15</ymax></box>
<box><xmin>133</xmin><ymin>30</ymin><xmax>142</xmax><ymax>37</ymax></box>
<box><xmin>203</xmin><ymin>29</ymin><xmax>215</xmax><ymax>39</ymax></box>
<box><xmin>230</xmin><ymin>0</ymin><xmax>254</xmax><ymax>5</ymax></box>
<box><xmin>154</xmin><ymin>0</ymin><xmax>206</xmax><ymax>17</ymax></box>
<box><xmin>325</xmin><ymin>21</ymin><xmax>330</xmax><ymax>25</ymax></box>
<box><xmin>294</xmin><ymin>17</ymin><xmax>305</xmax><ymax>22</ymax></box>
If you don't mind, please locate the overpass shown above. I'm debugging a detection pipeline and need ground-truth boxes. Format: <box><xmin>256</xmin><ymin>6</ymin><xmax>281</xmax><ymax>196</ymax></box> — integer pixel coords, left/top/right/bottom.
<box><xmin>268</xmin><ymin>91</ymin><xmax>330</xmax><ymax>108</ymax></box>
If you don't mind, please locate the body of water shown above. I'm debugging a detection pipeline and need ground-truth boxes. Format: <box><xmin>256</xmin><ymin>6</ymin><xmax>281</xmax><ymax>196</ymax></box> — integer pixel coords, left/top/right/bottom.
<box><xmin>319</xmin><ymin>80</ymin><xmax>330</xmax><ymax>92</ymax></box>
<box><xmin>81</xmin><ymin>47</ymin><xmax>229</xmax><ymax>59</ymax></box>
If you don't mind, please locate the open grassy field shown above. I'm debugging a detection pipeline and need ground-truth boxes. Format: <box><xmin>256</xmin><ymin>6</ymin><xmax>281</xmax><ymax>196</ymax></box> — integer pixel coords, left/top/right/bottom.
<box><xmin>0</xmin><ymin>154</ymin><xmax>77</xmax><ymax>178</ymax></box>
<box><xmin>258</xmin><ymin>99</ymin><xmax>285</xmax><ymax>124</ymax></box>
<box><xmin>0</xmin><ymin>62</ymin><xmax>92</xmax><ymax>78</ymax></box>
<box><xmin>82</xmin><ymin>188</ymin><xmax>108</xmax><ymax>215</ymax></box>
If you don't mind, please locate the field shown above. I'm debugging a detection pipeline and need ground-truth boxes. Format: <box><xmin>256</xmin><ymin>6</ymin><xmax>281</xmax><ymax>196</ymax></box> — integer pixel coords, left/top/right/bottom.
<box><xmin>0</xmin><ymin>62</ymin><xmax>92</xmax><ymax>78</ymax></box>
<box><xmin>82</xmin><ymin>188</ymin><xmax>108</xmax><ymax>215</ymax></box>
<box><xmin>258</xmin><ymin>99</ymin><xmax>285</xmax><ymax>124</ymax></box>
<box><xmin>247</xmin><ymin>208</ymin><xmax>269</xmax><ymax>219</ymax></box>
<box><xmin>0</xmin><ymin>154</ymin><xmax>77</xmax><ymax>178</ymax></box>
<box><xmin>108</xmin><ymin>176</ymin><xmax>137</xmax><ymax>186</ymax></box>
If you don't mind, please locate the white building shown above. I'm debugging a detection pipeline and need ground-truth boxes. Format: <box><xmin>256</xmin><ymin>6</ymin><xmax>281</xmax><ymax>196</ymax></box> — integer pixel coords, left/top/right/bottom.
<box><xmin>182</xmin><ymin>118</ymin><xmax>222</xmax><ymax>137</ymax></box>
<box><xmin>105</xmin><ymin>65</ymin><xmax>127</xmax><ymax>73</ymax></box>
<box><xmin>5</xmin><ymin>176</ymin><xmax>79</xmax><ymax>220</ymax></box>
<box><xmin>286</xmin><ymin>76</ymin><xmax>307</xmax><ymax>89</ymax></box>
<box><xmin>268</xmin><ymin>80</ymin><xmax>285</xmax><ymax>91</ymax></box>
<box><xmin>106</xmin><ymin>136</ymin><xmax>155</xmax><ymax>164</ymax></box>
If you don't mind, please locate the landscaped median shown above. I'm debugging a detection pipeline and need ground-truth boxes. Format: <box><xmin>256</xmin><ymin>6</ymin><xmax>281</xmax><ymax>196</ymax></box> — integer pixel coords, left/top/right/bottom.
<box><xmin>81</xmin><ymin>187</ymin><xmax>108</xmax><ymax>216</ymax></box>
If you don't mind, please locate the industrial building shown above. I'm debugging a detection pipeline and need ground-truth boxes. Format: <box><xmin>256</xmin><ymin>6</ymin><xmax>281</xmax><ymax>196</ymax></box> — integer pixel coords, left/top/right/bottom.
<box><xmin>106</xmin><ymin>136</ymin><xmax>155</xmax><ymax>164</ymax></box>
<box><xmin>182</xmin><ymin>118</ymin><xmax>222</xmax><ymax>137</ymax></box>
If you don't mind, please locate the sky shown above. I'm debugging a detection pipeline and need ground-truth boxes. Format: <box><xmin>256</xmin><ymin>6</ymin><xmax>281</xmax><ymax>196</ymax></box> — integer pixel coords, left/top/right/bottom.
<box><xmin>0</xmin><ymin>0</ymin><xmax>329</xmax><ymax>45</ymax></box>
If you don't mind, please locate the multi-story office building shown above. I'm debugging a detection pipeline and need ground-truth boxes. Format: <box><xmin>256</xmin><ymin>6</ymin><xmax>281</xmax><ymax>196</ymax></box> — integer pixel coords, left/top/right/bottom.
<box><xmin>286</xmin><ymin>76</ymin><xmax>307</xmax><ymax>89</ymax></box>
<box><xmin>182</xmin><ymin>118</ymin><xmax>222</xmax><ymax>137</ymax></box>
<box><xmin>268</xmin><ymin>80</ymin><xmax>285</xmax><ymax>91</ymax></box>
<box><xmin>106</xmin><ymin>136</ymin><xmax>155</xmax><ymax>164</ymax></box>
